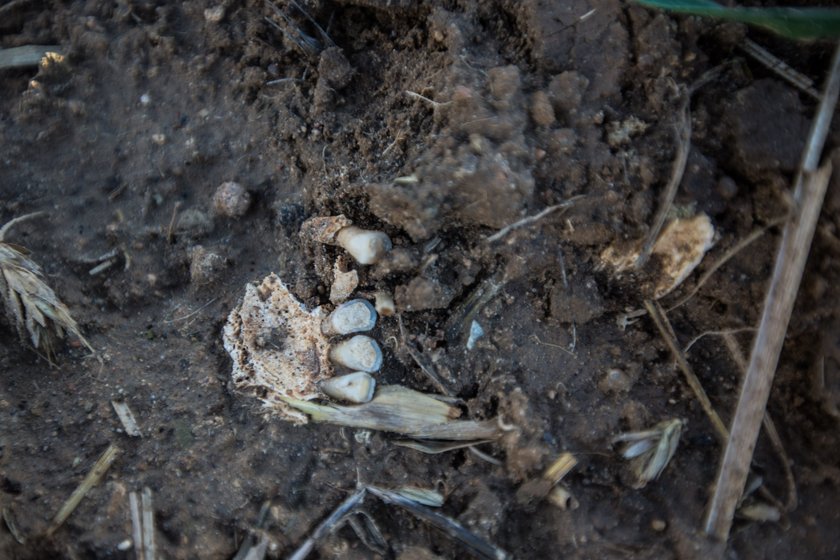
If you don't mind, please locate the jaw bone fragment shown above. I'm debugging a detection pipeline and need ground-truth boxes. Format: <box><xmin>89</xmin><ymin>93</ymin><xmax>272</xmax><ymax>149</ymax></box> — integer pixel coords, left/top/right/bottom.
<box><xmin>224</xmin><ymin>273</ymin><xmax>355</xmax><ymax>421</ymax></box>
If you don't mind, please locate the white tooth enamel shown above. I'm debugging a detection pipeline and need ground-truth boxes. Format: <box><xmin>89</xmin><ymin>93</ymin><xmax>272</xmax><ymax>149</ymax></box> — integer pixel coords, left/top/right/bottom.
<box><xmin>374</xmin><ymin>291</ymin><xmax>396</xmax><ymax>317</ymax></box>
<box><xmin>335</xmin><ymin>226</ymin><xmax>392</xmax><ymax>265</ymax></box>
<box><xmin>322</xmin><ymin>299</ymin><xmax>377</xmax><ymax>336</ymax></box>
<box><xmin>328</xmin><ymin>335</ymin><xmax>383</xmax><ymax>372</ymax></box>
<box><xmin>321</xmin><ymin>372</ymin><xmax>376</xmax><ymax>403</ymax></box>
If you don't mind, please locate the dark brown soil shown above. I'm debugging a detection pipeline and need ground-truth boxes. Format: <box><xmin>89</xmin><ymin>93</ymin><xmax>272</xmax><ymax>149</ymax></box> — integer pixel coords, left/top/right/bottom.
<box><xmin>2</xmin><ymin>1</ymin><xmax>840</xmax><ymax>559</ymax></box>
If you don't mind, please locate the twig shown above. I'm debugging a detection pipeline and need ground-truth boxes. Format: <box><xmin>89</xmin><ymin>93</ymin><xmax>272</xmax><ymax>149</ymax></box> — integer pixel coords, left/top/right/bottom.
<box><xmin>48</xmin><ymin>444</ymin><xmax>119</xmax><ymax>535</ymax></box>
<box><xmin>705</xmin><ymin>42</ymin><xmax>840</xmax><ymax>541</ymax></box>
<box><xmin>644</xmin><ymin>300</ymin><xmax>728</xmax><ymax>442</ymax></box>
<box><xmin>397</xmin><ymin>315</ymin><xmax>451</xmax><ymax>395</ymax></box>
<box><xmin>740</xmin><ymin>39</ymin><xmax>820</xmax><ymax>101</ymax></box>
<box><xmin>288</xmin><ymin>487</ymin><xmax>367</xmax><ymax>560</ymax></box>
<box><xmin>635</xmin><ymin>90</ymin><xmax>691</xmax><ymax>268</ymax></box>
<box><xmin>668</xmin><ymin>218</ymin><xmax>785</xmax><ymax>311</ymax></box>
<box><xmin>486</xmin><ymin>196</ymin><xmax>584</xmax><ymax>243</ymax></box>
<box><xmin>232</xmin><ymin>501</ymin><xmax>272</xmax><ymax>560</ymax></box>
<box><xmin>366</xmin><ymin>486</ymin><xmax>509</xmax><ymax>560</ymax></box>
<box><xmin>444</xmin><ymin>277</ymin><xmax>503</xmax><ymax>346</ymax></box>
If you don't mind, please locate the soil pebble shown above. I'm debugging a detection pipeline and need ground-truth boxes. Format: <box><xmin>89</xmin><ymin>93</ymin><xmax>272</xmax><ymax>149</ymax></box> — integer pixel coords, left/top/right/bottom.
<box><xmin>189</xmin><ymin>245</ymin><xmax>226</xmax><ymax>286</ymax></box>
<box><xmin>395</xmin><ymin>276</ymin><xmax>456</xmax><ymax>311</ymax></box>
<box><xmin>176</xmin><ymin>208</ymin><xmax>215</xmax><ymax>239</ymax></box>
<box><xmin>213</xmin><ymin>181</ymin><xmax>251</xmax><ymax>218</ymax></box>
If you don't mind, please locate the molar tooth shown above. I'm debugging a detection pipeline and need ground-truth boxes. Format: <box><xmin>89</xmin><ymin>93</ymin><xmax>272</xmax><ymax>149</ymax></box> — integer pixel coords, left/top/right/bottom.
<box><xmin>322</xmin><ymin>299</ymin><xmax>377</xmax><ymax>336</ymax></box>
<box><xmin>320</xmin><ymin>372</ymin><xmax>376</xmax><ymax>403</ymax></box>
<box><xmin>328</xmin><ymin>335</ymin><xmax>383</xmax><ymax>372</ymax></box>
<box><xmin>335</xmin><ymin>226</ymin><xmax>392</xmax><ymax>265</ymax></box>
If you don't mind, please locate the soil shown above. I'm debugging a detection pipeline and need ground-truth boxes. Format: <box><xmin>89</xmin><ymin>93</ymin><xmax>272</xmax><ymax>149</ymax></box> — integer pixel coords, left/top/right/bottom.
<box><xmin>2</xmin><ymin>1</ymin><xmax>840</xmax><ymax>559</ymax></box>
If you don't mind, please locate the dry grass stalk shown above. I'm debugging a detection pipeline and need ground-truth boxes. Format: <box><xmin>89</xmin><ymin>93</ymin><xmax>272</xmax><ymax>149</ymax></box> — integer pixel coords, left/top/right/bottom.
<box><xmin>232</xmin><ymin>501</ymin><xmax>272</xmax><ymax>560</ymax></box>
<box><xmin>129</xmin><ymin>492</ymin><xmax>143</xmax><ymax>560</ymax></box>
<box><xmin>279</xmin><ymin>385</ymin><xmax>501</xmax><ymax>440</ymax></box>
<box><xmin>634</xmin><ymin>88</ymin><xmax>691</xmax><ymax>269</ymax></box>
<box><xmin>288</xmin><ymin>487</ymin><xmax>367</xmax><ymax>560</ymax></box>
<box><xmin>48</xmin><ymin>444</ymin><xmax>119</xmax><ymax>535</ymax></box>
<box><xmin>2</xmin><ymin>507</ymin><xmax>25</xmax><ymax>544</ymax></box>
<box><xmin>485</xmin><ymin>195</ymin><xmax>584</xmax><ymax>243</ymax></box>
<box><xmin>0</xmin><ymin>213</ymin><xmax>92</xmax><ymax>359</ymax></box>
<box><xmin>644</xmin><ymin>300</ymin><xmax>729</xmax><ymax>442</ymax></box>
<box><xmin>705</xmin><ymin>42</ymin><xmax>840</xmax><ymax>540</ymax></box>
<box><xmin>0</xmin><ymin>45</ymin><xmax>61</xmax><ymax>69</ymax></box>
<box><xmin>367</xmin><ymin>485</ymin><xmax>510</xmax><ymax>560</ymax></box>
<box><xmin>397</xmin><ymin>315</ymin><xmax>452</xmax><ymax>395</ymax></box>
<box><xmin>290</xmin><ymin>483</ymin><xmax>509</xmax><ymax>560</ymax></box>
<box><xmin>544</xmin><ymin>452</ymin><xmax>578</xmax><ymax>484</ymax></box>
<box><xmin>141</xmin><ymin>488</ymin><xmax>156</xmax><ymax>560</ymax></box>
<box><xmin>393</xmin><ymin>439</ymin><xmax>494</xmax><ymax>454</ymax></box>
<box><xmin>722</xmin><ymin>332</ymin><xmax>797</xmax><ymax>513</ymax></box>
<box><xmin>130</xmin><ymin>487</ymin><xmax>157</xmax><ymax>560</ymax></box>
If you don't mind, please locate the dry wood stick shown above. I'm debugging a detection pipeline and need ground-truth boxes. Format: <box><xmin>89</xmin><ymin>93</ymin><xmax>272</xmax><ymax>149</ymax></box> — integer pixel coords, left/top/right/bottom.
<box><xmin>288</xmin><ymin>488</ymin><xmax>366</xmax><ymax>560</ymax></box>
<box><xmin>704</xmin><ymin>42</ymin><xmax>840</xmax><ymax>541</ymax></box>
<box><xmin>644</xmin><ymin>300</ymin><xmax>729</xmax><ymax>442</ymax></box>
<box><xmin>723</xmin><ymin>333</ymin><xmax>797</xmax><ymax>512</ymax></box>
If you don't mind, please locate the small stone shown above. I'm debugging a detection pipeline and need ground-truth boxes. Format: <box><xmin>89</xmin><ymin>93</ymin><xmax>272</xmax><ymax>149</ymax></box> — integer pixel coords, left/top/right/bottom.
<box><xmin>395</xmin><ymin>276</ymin><xmax>456</xmax><ymax>311</ymax></box>
<box><xmin>176</xmin><ymin>208</ymin><xmax>214</xmax><ymax>239</ymax></box>
<box><xmin>716</xmin><ymin>176</ymin><xmax>738</xmax><ymax>200</ymax></box>
<box><xmin>213</xmin><ymin>181</ymin><xmax>252</xmax><ymax>218</ymax></box>
<box><xmin>598</xmin><ymin>368</ymin><xmax>633</xmax><ymax>394</ymax></box>
<box><xmin>651</xmin><ymin>519</ymin><xmax>667</xmax><ymax>532</ymax></box>
<box><xmin>189</xmin><ymin>245</ymin><xmax>226</xmax><ymax>286</ymax></box>
<box><xmin>530</xmin><ymin>91</ymin><xmax>555</xmax><ymax>127</ymax></box>
<box><xmin>204</xmin><ymin>5</ymin><xmax>225</xmax><ymax>23</ymax></box>
<box><xmin>487</xmin><ymin>65</ymin><xmax>522</xmax><ymax>109</ymax></box>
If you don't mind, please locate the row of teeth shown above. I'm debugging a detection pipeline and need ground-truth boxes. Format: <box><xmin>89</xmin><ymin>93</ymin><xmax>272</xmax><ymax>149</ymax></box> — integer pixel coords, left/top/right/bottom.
<box><xmin>322</xmin><ymin>299</ymin><xmax>381</xmax><ymax>404</ymax></box>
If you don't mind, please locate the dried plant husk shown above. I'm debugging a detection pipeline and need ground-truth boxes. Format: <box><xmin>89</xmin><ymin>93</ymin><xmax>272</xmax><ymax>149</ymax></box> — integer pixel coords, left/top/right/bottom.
<box><xmin>614</xmin><ymin>418</ymin><xmax>683</xmax><ymax>488</ymax></box>
<box><xmin>0</xmin><ymin>242</ymin><xmax>91</xmax><ymax>358</ymax></box>
<box><xmin>279</xmin><ymin>385</ymin><xmax>501</xmax><ymax>440</ymax></box>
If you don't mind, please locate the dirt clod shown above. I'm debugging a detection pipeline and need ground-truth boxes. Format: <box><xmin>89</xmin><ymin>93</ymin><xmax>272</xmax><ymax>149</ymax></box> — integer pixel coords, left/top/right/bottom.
<box><xmin>212</xmin><ymin>181</ymin><xmax>252</xmax><ymax>218</ymax></box>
